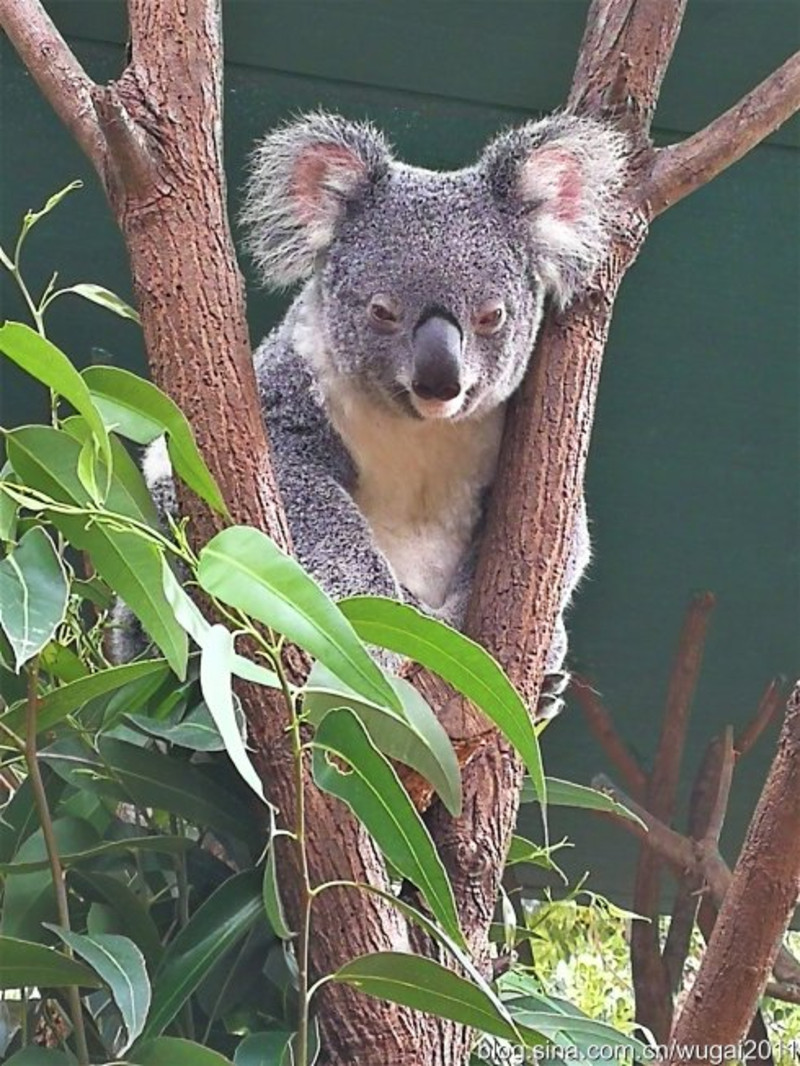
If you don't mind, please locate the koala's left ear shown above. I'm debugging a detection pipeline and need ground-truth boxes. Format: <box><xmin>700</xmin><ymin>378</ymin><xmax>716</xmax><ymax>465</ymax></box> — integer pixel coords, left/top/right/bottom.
<box><xmin>481</xmin><ymin>115</ymin><xmax>628</xmax><ymax>307</ymax></box>
<box><xmin>241</xmin><ymin>112</ymin><xmax>393</xmax><ymax>288</ymax></box>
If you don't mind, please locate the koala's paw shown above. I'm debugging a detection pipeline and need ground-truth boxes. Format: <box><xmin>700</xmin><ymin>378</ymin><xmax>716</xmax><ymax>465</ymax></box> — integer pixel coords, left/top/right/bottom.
<box><xmin>535</xmin><ymin>670</ymin><xmax>570</xmax><ymax>722</ymax></box>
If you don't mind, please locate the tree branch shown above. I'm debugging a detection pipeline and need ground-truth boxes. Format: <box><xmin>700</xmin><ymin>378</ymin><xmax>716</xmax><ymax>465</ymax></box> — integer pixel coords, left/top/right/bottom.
<box><xmin>670</xmin><ymin>682</ymin><xmax>800</xmax><ymax>1057</ymax></box>
<box><xmin>0</xmin><ymin>0</ymin><xmax>106</xmax><ymax>174</ymax></box>
<box><xmin>571</xmin><ymin>675</ymin><xmax>648</xmax><ymax>800</ymax></box>
<box><xmin>645</xmin><ymin>50</ymin><xmax>800</xmax><ymax>218</ymax></box>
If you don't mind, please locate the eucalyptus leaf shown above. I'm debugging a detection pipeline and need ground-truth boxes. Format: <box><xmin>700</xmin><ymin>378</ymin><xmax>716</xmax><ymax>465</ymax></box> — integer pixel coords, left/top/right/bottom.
<box><xmin>60</xmin><ymin>283</ymin><xmax>140</xmax><ymax>324</ymax></box>
<box><xmin>5</xmin><ymin>426</ymin><xmax>187</xmax><ymax>676</ymax></box>
<box><xmin>305</xmin><ymin>660</ymin><xmax>461</xmax><ymax>816</ymax></box>
<box><xmin>339</xmin><ymin>596</ymin><xmax>547</xmax><ymax>818</ymax></box>
<box><xmin>198</xmin><ymin>526</ymin><xmax>399</xmax><ymax>712</ymax></box>
<box><xmin>83</xmin><ymin>365</ymin><xmax>226</xmax><ymax>515</ymax></box>
<box><xmin>0</xmin><ymin>935</ymin><xmax>101</xmax><ymax>990</ymax></box>
<box><xmin>0</xmin><ymin>527</ymin><xmax>69</xmax><ymax>671</ymax></box>
<box><xmin>0</xmin><ymin>322</ymin><xmax>111</xmax><ymax>484</ymax></box>
<box><xmin>141</xmin><ymin>871</ymin><xmax>262</xmax><ymax>1041</ymax></box>
<box><xmin>312</xmin><ymin>707</ymin><xmax>462</xmax><ymax>945</ymax></box>
<box><xmin>46</xmin><ymin>927</ymin><xmax>150</xmax><ymax>1052</ymax></box>
<box><xmin>132</xmin><ymin>1037</ymin><xmax>235</xmax><ymax>1065</ymax></box>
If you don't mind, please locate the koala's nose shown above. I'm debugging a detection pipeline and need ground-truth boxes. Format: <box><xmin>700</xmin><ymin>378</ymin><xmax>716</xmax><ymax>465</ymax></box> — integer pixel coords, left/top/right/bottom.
<box><xmin>411</xmin><ymin>314</ymin><xmax>463</xmax><ymax>402</ymax></box>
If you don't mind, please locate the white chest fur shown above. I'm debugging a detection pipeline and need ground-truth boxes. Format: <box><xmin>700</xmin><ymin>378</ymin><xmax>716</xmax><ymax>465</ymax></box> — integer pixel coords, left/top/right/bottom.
<box><xmin>325</xmin><ymin>382</ymin><xmax>504</xmax><ymax>608</ymax></box>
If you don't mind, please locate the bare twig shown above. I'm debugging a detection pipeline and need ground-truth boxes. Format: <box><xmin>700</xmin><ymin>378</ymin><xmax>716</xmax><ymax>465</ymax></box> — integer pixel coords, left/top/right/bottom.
<box><xmin>645</xmin><ymin>50</ymin><xmax>800</xmax><ymax>217</ymax></box>
<box><xmin>571</xmin><ymin>676</ymin><xmax>647</xmax><ymax>800</ymax></box>
<box><xmin>702</xmin><ymin>727</ymin><xmax>734</xmax><ymax>845</ymax></box>
<box><xmin>764</xmin><ymin>980</ymin><xmax>800</xmax><ymax>1007</ymax></box>
<box><xmin>670</xmin><ymin>683</ymin><xmax>800</xmax><ymax>1058</ymax></box>
<box><xmin>0</xmin><ymin>0</ymin><xmax>105</xmax><ymax>173</ymax></box>
<box><xmin>735</xmin><ymin>677</ymin><xmax>786</xmax><ymax>757</ymax></box>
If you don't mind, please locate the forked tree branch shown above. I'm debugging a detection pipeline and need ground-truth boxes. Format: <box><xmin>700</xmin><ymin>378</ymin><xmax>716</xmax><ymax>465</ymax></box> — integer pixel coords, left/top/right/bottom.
<box><xmin>0</xmin><ymin>0</ymin><xmax>105</xmax><ymax>173</ymax></box>
<box><xmin>645</xmin><ymin>50</ymin><xmax>800</xmax><ymax>217</ymax></box>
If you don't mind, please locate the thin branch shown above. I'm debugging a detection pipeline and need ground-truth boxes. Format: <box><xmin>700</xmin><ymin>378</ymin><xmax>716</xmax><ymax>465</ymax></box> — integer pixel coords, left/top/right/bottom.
<box><xmin>764</xmin><ymin>980</ymin><xmax>800</xmax><ymax>1007</ymax></box>
<box><xmin>670</xmin><ymin>683</ymin><xmax>800</xmax><ymax>1056</ymax></box>
<box><xmin>0</xmin><ymin>0</ymin><xmax>106</xmax><ymax>174</ymax></box>
<box><xmin>646</xmin><ymin>50</ymin><xmax>800</xmax><ymax>218</ymax></box>
<box><xmin>571</xmin><ymin>675</ymin><xmax>647</xmax><ymax>800</ymax></box>
<box><xmin>735</xmin><ymin>677</ymin><xmax>785</xmax><ymax>757</ymax></box>
<box><xmin>92</xmin><ymin>84</ymin><xmax>163</xmax><ymax>199</ymax></box>
<box><xmin>702</xmin><ymin>727</ymin><xmax>734</xmax><ymax>845</ymax></box>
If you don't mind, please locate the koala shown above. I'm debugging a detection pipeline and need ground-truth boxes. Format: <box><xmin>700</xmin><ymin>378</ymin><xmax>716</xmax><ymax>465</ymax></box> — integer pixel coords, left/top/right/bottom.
<box><xmin>137</xmin><ymin>112</ymin><xmax>626</xmax><ymax>714</ymax></box>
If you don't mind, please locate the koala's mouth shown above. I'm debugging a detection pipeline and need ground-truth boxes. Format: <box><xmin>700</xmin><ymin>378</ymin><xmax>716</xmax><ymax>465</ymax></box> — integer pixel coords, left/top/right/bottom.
<box><xmin>390</xmin><ymin>384</ymin><xmax>479</xmax><ymax>422</ymax></box>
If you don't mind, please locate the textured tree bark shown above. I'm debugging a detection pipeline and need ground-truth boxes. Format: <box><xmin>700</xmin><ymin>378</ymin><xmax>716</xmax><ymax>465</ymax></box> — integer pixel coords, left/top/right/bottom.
<box><xmin>2</xmin><ymin>0</ymin><xmax>799</xmax><ymax>1061</ymax></box>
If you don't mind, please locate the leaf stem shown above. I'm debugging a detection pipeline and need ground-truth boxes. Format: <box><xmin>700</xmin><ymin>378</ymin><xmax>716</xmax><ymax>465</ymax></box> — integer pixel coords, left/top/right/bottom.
<box><xmin>274</xmin><ymin>653</ymin><xmax>313</xmax><ymax>1066</ymax></box>
<box><xmin>24</xmin><ymin>658</ymin><xmax>89</xmax><ymax>1065</ymax></box>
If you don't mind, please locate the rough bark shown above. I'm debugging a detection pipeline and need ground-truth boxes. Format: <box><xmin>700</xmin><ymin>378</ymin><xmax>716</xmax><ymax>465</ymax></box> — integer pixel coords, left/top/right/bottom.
<box><xmin>669</xmin><ymin>684</ymin><xmax>800</xmax><ymax>1060</ymax></box>
<box><xmin>2</xmin><ymin>0</ymin><xmax>799</xmax><ymax>1061</ymax></box>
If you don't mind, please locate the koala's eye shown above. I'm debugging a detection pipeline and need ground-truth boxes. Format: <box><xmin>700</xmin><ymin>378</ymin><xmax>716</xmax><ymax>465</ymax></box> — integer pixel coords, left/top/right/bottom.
<box><xmin>474</xmin><ymin>300</ymin><xmax>507</xmax><ymax>337</ymax></box>
<box><xmin>368</xmin><ymin>295</ymin><xmax>401</xmax><ymax>331</ymax></box>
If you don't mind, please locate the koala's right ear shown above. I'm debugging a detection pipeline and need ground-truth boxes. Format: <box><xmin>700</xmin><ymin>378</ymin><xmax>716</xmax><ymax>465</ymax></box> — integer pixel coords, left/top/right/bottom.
<box><xmin>241</xmin><ymin>112</ymin><xmax>393</xmax><ymax>288</ymax></box>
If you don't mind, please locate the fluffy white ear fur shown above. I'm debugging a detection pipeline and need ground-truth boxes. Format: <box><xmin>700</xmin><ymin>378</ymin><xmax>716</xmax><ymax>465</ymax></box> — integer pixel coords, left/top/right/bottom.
<box><xmin>240</xmin><ymin>112</ymin><xmax>392</xmax><ymax>288</ymax></box>
<box><xmin>482</xmin><ymin>115</ymin><xmax>628</xmax><ymax>307</ymax></box>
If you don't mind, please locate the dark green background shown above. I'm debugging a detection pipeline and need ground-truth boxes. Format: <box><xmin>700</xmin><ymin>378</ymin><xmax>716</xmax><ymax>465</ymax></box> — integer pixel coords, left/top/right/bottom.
<box><xmin>1</xmin><ymin>1</ymin><xmax>798</xmax><ymax>904</ymax></box>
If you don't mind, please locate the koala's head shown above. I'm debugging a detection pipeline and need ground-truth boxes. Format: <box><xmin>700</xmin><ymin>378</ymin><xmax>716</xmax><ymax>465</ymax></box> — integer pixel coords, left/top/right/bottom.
<box><xmin>242</xmin><ymin>112</ymin><xmax>626</xmax><ymax>421</ymax></box>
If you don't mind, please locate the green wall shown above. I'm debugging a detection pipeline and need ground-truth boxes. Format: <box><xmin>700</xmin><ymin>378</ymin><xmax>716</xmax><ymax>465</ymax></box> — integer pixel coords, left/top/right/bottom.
<box><xmin>1</xmin><ymin>1</ymin><xmax>798</xmax><ymax>903</ymax></box>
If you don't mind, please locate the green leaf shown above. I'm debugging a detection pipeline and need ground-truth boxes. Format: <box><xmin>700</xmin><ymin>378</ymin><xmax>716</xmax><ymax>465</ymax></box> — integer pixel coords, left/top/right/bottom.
<box><xmin>0</xmin><ymin>461</ymin><xmax>19</xmax><ymax>541</ymax></box>
<box><xmin>60</xmin><ymin>283</ymin><xmax>140</xmax><ymax>324</ymax></box>
<box><xmin>200</xmin><ymin>624</ymin><xmax>267</xmax><ymax>802</ymax></box>
<box><xmin>141</xmin><ymin>870</ymin><xmax>262</xmax><ymax>1041</ymax></box>
<box><xmin>1</xmin><ymin>817</ymin><xmax>98</xmax><ymax>940</ymax></box>
<box><xmin>5</xmin><ymin>426</ymin><xmax>187</xmax><ymax>676</ymax></box>
<box><xmin>4</xmin><ymin>1049</ymin><xmax>73</xmax><ymax>1065</ymax></box>
<box><xmin>0</xmin><ymin>771</ymin><xmax>64</xmax><ymax>864</ymax></box>
<box><xmin>262</xmin><ymin>811</ymin><xmax>292</xmax><ymax>940</ymax></box>
<box><xmin>127</xmin><ymin>703</ymin><xmax>225</xmax><ymax>751</ymax></box>
<box><xmin>234</xmin><ymin>1031</ymin><xmax>294</xmax><ymax>1066</ymax></box>
<box><xmin>0</xmin><ymin>527</ymin><xmax>69</xmax><ymax>671</ymax></box>
<box><xmin>312</xmin><ymin>707</ymin><xmax>462</xmax><ymax>945</ymax></box>
<box><xmin>83</xmin><ymin>365</ymin><xmax>226</xmax><ymax>515</ymax></box>
<box><xmin>0</xmin><ymin>935</ymin><xmax>101</xmax><ymax>990</ymax></box>
<box><xmin>39</xmin><ymin>640</ymin><xmax>89</xmax><ymax>682</ymax></box>
<box><xmin>132</xmin><ymin>1037</ymin><xmax>235</xmax><ymax>1066</ymax></box>
<box><xmin>40</xmin><ymin>736</ymin><xmax>258</xmax><ymax>845</ymax></box>
<box><xmin>339</xmin><ymin>596</ymin><xmax>547</xmax><ymax>817</ymax></box>
<box><xmin>505</xmin><ymin>835</ymin><xmax>569</xmax><ymax>881</ymax></box>
<box><xmin>162</xmin><ymin>560</ymin><xmax>279</xmax><ymax>689</ymax></box>
<box><xmin>305</xmin><ymin>660</ymin><xmax>461</xmax><ymax>816</ymax></box>
<box><xmin>198</xmin><ymin>526</ymin><xmax>399</xmax><ymax>712</ymax></box>
<box><xmin>46</xmin><ymin>927</ymin><xmax>150</xmax><ymax>1052</ymax></box>
<box><xmin>70</xmin><ymin>870</ymin><xmax>163</xmax><ymax>968</ymax></box>
<box><xmin>522</xmin><ymin>777</ymin><xmax>644</xmax><ymax>827</ymax></box>
<box><xmin>0</xmin><ymin>322</ymin><xmax>112</xmax><ymax>487</ymax></box>
<box><xmin>18</xmin><ymin>181</ymin><xmax>83</xmax><ymax>240</ymax></box>
<box><xmin>0</xmin><ymin>833</ymin><xmax>191</xmax><ymax>874</ymax></box>
<box><xmin>0</xmin><ymin>658</ymin><xmax>171</xmax><ymax>744</ymax></box>
<box><xmin>331</xmin><ymin>952</ymin><xmax>540</xmax><ymax>1046</ymax></box>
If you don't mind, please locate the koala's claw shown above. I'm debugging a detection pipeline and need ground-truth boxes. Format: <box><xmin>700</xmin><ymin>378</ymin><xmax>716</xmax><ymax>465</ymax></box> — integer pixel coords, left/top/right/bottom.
<box><xmin>535</xmin><ymin>671</ymin><xmax>570</xmax><ymax>722</ymax></box>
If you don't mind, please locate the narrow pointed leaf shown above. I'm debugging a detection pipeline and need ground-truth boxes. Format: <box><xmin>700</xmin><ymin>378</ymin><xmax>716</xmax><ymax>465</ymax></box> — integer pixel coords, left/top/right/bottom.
<box><xmin>0</xmin><ymin>322</ymin><xmax>111</xmax><ymax>478</ymax></box>
<box><xmin>312</xmin><ymin>707</ymin><xmax>462</xmax><ymax>945</ymax></box>
<box><xmin>522</xmin><ymin>777</ymin><xmax>644</xmax><ymax>826</ymax></box>
<box><xmin>0</xmin><ymin>658</ymin><xmax>171</xmax><ymax>742</ymax></box>
<box><xmin>0</xmin><ymin>527</ymin><xmax>68</xmax><ymax>670</ymax></box>
<box><xmin>5</xmin><ymin>426</ymin><xmax>187</xmax><ymax>676</ymax></box>
<box><xmin>141</xmin><ymin>871</ymin><xmax>262</xmax><ymax>1040</ymax></box>
<box><xmin>262</xmin><ymin>811</ymin><xmax>293</xmax><ymax>939</ymax></box>
<box><xmin>332</xmin><ymin>952</ymin><xmax>541</xmax><ymax>1045</ymax></box>
<box><xmin>20</xmin><ymin>181</ymin><xmax>82</xmax><ymax>237</ymax></box>
<box><xmin>0</xmin><ymin>935</ymin><xmax>101</xmax><ymax>990</ymax></box>
<box><xmin>132</xmin><ymin>1037</ymin><xmax>235</xmax><ymax>1065</ymax></box>
<box><xmin>61</xmin><ymin>283</ymin><xmax>140</xmax><ymax>323</ymax></box>
<box><xmin>234</xmin><ymin>1031</ymin><xmax>294</xmax><ymax>1066</ymax></box>
<box><xmin>200</xmin><ymin>624</ymin><xmax>267</xmax><ymax>802</ymax></box>
<box><xmin>198</xmin><ymin>526</ymin><xmax>399</xmax><ymax>712</ymax></box>
<box><xmin>46</xmin><ymin>927</ymin><xmax>150</xmax><ymax>1052</ymax></box>
<box><xmin>305</xmin><ymin>660</ymin><xmax>461</xmax><ymax>816</ymax></box>
<box><xmin>83</xmin><ymin>365</ymin><xmax>226</xmax><ymax>514</ymax></box>
<box><xmin>340</xmin><ymin>596</ymin><xmax>546</xmax><ymax>814</ymax></box>
<box><xmin>0</xmin><ymin>833</ymin><xmax>191</xmax><ymax>874</ymax></box>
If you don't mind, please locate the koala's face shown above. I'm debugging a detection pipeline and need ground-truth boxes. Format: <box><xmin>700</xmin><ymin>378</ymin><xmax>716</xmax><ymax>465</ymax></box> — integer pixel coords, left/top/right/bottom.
<box><xmin>242</xmin><ymin>113</ymin><xmax>625</xmax><ymax>422</ymax></box>
<box><xmin>318</xmin><ymin>170</ymin><xmax>545</xmax><ymax>420</ymax></box>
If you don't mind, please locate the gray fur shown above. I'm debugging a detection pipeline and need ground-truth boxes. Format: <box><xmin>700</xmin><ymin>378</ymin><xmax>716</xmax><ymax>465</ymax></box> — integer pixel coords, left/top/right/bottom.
<box><xmin>125</xmin><ymin>112</ymin><xmax>627</xmax><ymax>709</ymax></box>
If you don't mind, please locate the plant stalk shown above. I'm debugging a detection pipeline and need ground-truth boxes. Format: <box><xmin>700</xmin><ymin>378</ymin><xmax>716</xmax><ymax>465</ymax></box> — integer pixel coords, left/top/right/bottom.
<box><xmin>24</xmin><ymin>659</ymin><xmax>90</xmax><ymax>1065</ymax></box>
